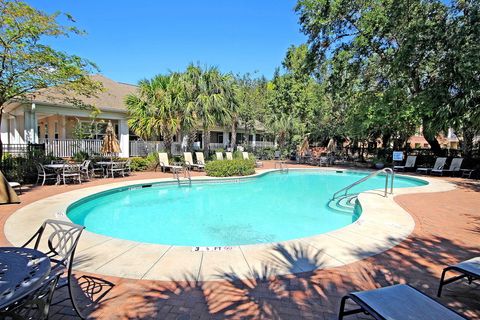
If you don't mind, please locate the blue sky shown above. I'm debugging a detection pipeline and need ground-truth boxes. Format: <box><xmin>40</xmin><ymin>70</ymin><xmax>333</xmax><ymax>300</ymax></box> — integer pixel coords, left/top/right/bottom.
<box><xmin>28</xmin><ymin>0</ymin><xmax>307</xmax><ymax>84</ymax></box>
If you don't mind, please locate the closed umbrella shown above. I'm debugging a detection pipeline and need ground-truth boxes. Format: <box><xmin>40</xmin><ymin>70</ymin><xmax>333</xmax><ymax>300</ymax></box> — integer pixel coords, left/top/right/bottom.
<box><xmin>101</xmin><ymin>121</ymin><xmax>121</xmax><ymax>160</ymax></box>
<box><xmin>298</xmin><ymin>136</ymin><xmax>310</xmax><ymax>157</ymax></box>
<box><xmin>327</xmin><ymin>138</ymin><xmax>336</xmax><ymax>153</ymax></box>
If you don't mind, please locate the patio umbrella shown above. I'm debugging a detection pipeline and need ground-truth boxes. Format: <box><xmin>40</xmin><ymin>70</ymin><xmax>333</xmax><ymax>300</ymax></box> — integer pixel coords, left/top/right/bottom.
<box><xmin>298</xmin><ymin>136</ymin><xmax>310</xmax><ymax>157</ymax></box>
<box><xmin>327</xmin><ymin>138</ymin><xmax>336</xmax><ymax>153</ymax></box>
<box><xmin>101</xmin><ymin>121</ymin><xmax>121</xmax><ymax>160</ymax></box>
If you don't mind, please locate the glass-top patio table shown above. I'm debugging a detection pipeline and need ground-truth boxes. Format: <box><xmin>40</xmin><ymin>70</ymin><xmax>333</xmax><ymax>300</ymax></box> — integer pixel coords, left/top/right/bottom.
<box><xmin>0</xmin><ymin>247</ymin><xmax>51</xmax><ymax>310</ymax></box>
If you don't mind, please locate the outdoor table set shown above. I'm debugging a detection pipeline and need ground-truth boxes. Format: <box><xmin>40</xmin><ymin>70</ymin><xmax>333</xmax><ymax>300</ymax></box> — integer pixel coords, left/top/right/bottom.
<box><xmin>44</xmin><ymin>163</ymin><xmax>81</xmax><ymax>185</ymax></box>
<box><xmin>0</xmin><ymin>247</ymin><xmax>55</xmax><ymax>318</ymax></box>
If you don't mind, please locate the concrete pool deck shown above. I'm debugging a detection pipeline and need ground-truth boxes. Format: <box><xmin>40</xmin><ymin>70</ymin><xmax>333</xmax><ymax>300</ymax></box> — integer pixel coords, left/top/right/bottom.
<box><xmin>4</xmin><ymin>167</ymin><xmax>453</xmax><ymax>282</ymax></box>
<box><xmin>0</xmin><ymin>162</ymin><xmax>478</xmax><ymax>319</ymax></box>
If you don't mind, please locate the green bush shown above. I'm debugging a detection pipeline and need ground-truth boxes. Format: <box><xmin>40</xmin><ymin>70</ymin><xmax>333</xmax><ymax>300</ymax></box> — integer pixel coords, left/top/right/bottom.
<box><xmin>72</xmin><ymin>151</ymin><xmax>89</xmax><ymax>162</ymax></box>
<box><xmin>129</xmin><ymin>157</ymin><xmax>149</xmax><ymax>171</ymax></box>
<box><xmin>205</xmin><ymin>159</ymin><xmax>255</xmax><ymax>177</ymax></box>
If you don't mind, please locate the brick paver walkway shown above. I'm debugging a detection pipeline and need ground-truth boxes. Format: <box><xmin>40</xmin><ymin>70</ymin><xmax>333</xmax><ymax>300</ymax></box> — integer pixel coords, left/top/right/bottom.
<box><xmin>0</xmin><ymin>162</ymin><xmax>478</xmax><ymax>319</ymax></box>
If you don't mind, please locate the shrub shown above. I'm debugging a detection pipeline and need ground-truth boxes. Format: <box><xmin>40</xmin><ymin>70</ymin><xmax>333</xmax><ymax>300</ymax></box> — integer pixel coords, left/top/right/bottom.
<box><xmin>205</xmin><ymin>159</ymin><xmax>255</xmax><ymax>177</ymax></box>
<box><xmin>72</xmin><ymin>151</ymin><xmax>89</xmax><ymax>162</ymax></box>
<box><xmin>129</xmin><ymin>157</ymin><xmax>149</xmax><ymax>171</ymax></box>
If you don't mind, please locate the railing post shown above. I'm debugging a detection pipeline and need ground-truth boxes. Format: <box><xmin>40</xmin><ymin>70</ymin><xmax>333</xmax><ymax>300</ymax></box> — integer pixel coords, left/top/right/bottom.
<box><xmin>384</xmin><ymin>173</ymin><xmax>389</xmax><ymax>197</ymax></box>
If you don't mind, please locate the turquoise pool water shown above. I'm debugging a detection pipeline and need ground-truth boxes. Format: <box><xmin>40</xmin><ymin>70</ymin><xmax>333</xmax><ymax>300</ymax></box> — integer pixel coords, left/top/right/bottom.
<box><xmin>67</xmin><ymin>171</ymin><xmax>426</xmax><ymax>246</ymax></box>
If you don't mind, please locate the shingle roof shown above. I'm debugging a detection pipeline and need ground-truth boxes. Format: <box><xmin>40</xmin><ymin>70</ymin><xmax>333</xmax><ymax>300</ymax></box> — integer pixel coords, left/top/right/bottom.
<box><xmin>32</xmin><ymin>74</ymin><xmax>137</xmax><ymax>113</ymax></box>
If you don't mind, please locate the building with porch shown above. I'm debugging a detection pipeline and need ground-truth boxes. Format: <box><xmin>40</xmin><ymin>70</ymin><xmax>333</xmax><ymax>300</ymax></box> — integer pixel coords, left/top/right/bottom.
<box><xmin>1</xmin><ymin>75</ymin><xmax>273</xmax><ymax>158</ymax></box>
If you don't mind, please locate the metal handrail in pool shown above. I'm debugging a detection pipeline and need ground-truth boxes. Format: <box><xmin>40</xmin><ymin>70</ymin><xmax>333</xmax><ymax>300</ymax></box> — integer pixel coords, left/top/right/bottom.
<box><xmin>332</xmin><ymin>168</ymin><xmax>394</xmax><ymax>200</ymax></box>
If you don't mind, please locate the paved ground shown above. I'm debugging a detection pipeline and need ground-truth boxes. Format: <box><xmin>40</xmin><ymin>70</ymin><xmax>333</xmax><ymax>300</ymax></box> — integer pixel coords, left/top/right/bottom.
<box><xmin>0</xmin><ymin>162</ymin><xmax>478</xmax><ymax>319</ymax></box>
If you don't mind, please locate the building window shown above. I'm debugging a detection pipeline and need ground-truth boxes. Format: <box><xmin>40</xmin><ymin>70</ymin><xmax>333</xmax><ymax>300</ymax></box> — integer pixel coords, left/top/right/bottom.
<box><xmin>54</xmin><ymin>122</ymin><xmax>59</xmax><ymax>139</ymax></box>
<box><xmin>414</xmin><ymin>143</ymin><xmax>421</xmax><ymax>149</ymax></box>
<box><xmin>44</xmin><ymin>123</ymin><xmax>48</xmax><ymax>139</ymax></box>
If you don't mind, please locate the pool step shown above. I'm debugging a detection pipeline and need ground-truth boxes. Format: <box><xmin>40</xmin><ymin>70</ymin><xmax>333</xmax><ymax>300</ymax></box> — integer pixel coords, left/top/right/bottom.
<box><xmin>327</xmin><ymin>194</ymin><xmax>358</xmax><ymax>214</ymax></box>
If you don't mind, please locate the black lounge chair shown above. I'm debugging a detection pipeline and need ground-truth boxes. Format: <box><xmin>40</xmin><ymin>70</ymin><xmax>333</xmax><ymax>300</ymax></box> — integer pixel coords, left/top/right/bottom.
<box><xmin>438</xmin><ymin>256</ymin><xmax>480</xmax><ymax>297</ymax></box>
<box><xmin>431</xmin><ymin>158</ymin><xmax>464</xmax><ymax>176</ymax></box>
<box><xmin>338</xmin><ymin>284</ymin><xmax>466</xmax><ymax>320</ymax></box>
<box><xmin>416</xmin><ymin>157</ymin><xmax>447</xmax><ymax>175</ymax></box>
<box><xmin>394</xmin><ymin>155</ymin><xmax>417</xmax><ymax>172</ymax></box>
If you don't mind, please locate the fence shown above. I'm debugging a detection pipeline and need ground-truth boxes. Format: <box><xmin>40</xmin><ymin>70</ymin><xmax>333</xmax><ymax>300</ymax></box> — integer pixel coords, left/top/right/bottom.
<box><xmin>2</xmin><ymin>143</ymin><xmax>45</xmax><ymax>156</ymax></box>
<box><xmin>129</xmin><ymin>140</ymin><xmax>165</xmax><ymax>157</ymax></box>
<box><xmin>40</xmin><ymin>139</ymin><xmax>103</xmax><ymax>158</ymax></box>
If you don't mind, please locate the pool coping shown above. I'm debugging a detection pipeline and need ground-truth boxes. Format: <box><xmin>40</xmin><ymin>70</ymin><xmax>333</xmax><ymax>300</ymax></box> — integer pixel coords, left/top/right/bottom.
<box><xmin>4</xmin><ymin>168</ymin><xmax>456</xmax><ymax>281</ymax></box>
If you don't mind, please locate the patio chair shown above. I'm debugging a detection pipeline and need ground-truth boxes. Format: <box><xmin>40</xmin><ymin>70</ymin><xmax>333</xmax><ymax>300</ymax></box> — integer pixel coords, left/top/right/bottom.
<box><xmin>22</xmin><ymin>219</ymin><xmax>85</xmax><ymax>319</ymax></box>
<box><xmin>109</xmin><ymin>162</ymin><xmax>126</xmax><ymax>178</ymax></box>
<box><xmin>79</xmin><ymin>160</ymin><xmax>92</xmax><ymax>180</ymax></box>
<box><xmin>184</xmin><ymin>152</ymin><xmax>204</xmax><ymax>171</ymax></box>
<box><xmin>437</xmin><ymin>256</ymin><xmax>480</xmax><ymax>297</ymax></box>
<box><xmin>90</xmin><ymin>162</ymin><xmax>105</xmax><ymax>178</ymax></box>
<box><xmin>216</xmin><ymin>152</ymin><xmax>224</xmax><ymax>160</ymax></box>
<box><xmin>274</xmin><ymin>150</ymin><xmax>281</xmax><ymax>160</ymax></box>
<box><xmin>431</xmin><ymin>158</ymin><xmax>464</xmax><ymax>176</ymax></box>
<box><xmin>61</xmin><ymin>164</ymin><xmax>81</xmax><ymax>185</ymax></box>
<box><xmin>36</xmin><ymin>163</ymin><xmax>58</xmax><ymax>186</ymax></box>
<box><xmin>416</xmin><ymin>157</ymin><xmax>447</xmax><ymax>175</ymax></box>
<box><xmin>338</xmin><ymin>284</ymin><xmax>466</xmax><ymax>320</ymax></box>
<box><xmin>226</xmin><ymin>152</ymin><xmax>233</xmax><ymax>160</ymax></box>
<box><xmin>394</xmin><ymin>155</ymin><xmax>417</xmax><ymax>172</ymax></box>
<box><xmin>158</xmin><ymin>152</ymin><xmax>182</xmax><ymax>172</ymax></box>
<box><xmin>242</xmin><ymin>151</ymin><xmax>249</xmax><ymax>160</ymax></box>
<box><xmin>7</xmin><ymin>181</ymin><xmax>22</xmax><ymax>194</ymax></box>
<box><xmin>124</xmin><ymin>159</ymin><xmax>132</xmax><ymax>176</ymax></box>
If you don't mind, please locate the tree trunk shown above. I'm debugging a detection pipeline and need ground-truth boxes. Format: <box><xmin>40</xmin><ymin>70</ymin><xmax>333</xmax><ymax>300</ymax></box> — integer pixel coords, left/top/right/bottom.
<box><xmin>203</xmin><ymin>126</ymin><xmax>210</xmax><ymax>159</ymax></box>
<box><xmin>462</xmin><ymin>126</ymin><xmax>474</xmax><ymax>159</ymax></box>
<box><xmin>0</xmin><ymin>110</ymin><xmax>3</xmax><ymax>161</ymax></box>
<box><xmin>424</xmin><ymin>134</ymin><xmax>442</xmax><ymax>156</ymax></box>
<box><xmin>164</xmin><ymin>132</ymin><xmax>173</xmax><ymax>157</ymax></box>
<box><xmin>382</xmin><ymin>133</ymin><xmax>391</xmax><ymax>150</ymax></box>
<box><xmin>231</xmin><ymin>117</ymin><xmax>237</xmax><ymax>150</ymax></box>
<box><xmin>187</xmin><ymin>130</ymin><xmax>197</xmax><ymax>152</ymax></box>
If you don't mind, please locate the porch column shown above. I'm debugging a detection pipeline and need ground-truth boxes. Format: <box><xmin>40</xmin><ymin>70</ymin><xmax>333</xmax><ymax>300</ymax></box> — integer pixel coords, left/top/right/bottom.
<box><xmin>118</xmin><ymin>119</ymin><xmax>129</xmax><ymax>158</ymax></box>
<box><xmin>252</xmin><ymin>133</ymin><xmax>256</xmax><ymax>148</ymax></box>
<box><xmin>60</xmin><ymin>115</ymin><xmax>67</xmax><ymax>139</ymax></box>
<box><xmin>9</xmin><ymin>116</ymin><xmax>18</xmax><ymax>144</ymax></box>
<box><xmin>24</xmin><ymin>103</ymin><xmax>38</xmax><ymax>143</ymax></box>
<box><xmin>223</xmin><ymin>130</ymin><xmax>230</xmax><ymax>148</ymax></box>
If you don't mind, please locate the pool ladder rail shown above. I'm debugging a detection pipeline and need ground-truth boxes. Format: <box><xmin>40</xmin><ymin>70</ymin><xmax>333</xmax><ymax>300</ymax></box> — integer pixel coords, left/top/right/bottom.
<box><xmin>173</xmin><ymin>166</ymin><xmax>192</xmax><ymax>186</ymax></box>
<box><xmin>274</xmin><ymin>161</ymin><xmax>289</xmax><ymax>173</ymax></box>
<box><xmin>331</xmin><ymin>168</ymin><xmax>395</xmax><ymax>201</ymax></box>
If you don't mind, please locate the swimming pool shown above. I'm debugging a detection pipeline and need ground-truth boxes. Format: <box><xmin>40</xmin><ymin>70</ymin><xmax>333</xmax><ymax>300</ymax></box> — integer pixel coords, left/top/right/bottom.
<box><xmin>67</xmin><ymin>170</ymin><xmax>426</xmax><ymax>246</ymax></box>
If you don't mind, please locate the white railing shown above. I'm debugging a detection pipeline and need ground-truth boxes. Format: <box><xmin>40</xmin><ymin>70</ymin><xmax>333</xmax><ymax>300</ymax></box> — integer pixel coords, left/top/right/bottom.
<box><xmin>40</xmin><ymin>139</ymin><xmax>103</xmax><ymax>158</ymax></box>
<box><xmin>208</xmin><ymin>142</ymin><xmax>226</xmax><ymax>150</ymax></box>
<box><xmin>253</xmin><ymin>141</ymin><xmax>274</xmax><ymax>148</ymax></box>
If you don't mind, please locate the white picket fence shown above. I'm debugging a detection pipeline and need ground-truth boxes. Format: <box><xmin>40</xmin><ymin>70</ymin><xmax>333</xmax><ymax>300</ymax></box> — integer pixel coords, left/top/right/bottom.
<box><xmin>129</xmin><ymin>140</ymin><xmax>165</xmax><ymax>157</ymax></box>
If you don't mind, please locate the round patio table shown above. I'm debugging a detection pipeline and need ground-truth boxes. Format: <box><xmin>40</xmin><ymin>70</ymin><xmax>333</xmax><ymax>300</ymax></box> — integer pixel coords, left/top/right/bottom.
<box><xmin>0</xmin><ymin>247</ymin><xmax>51</xmax><ymax>310</ymax></box>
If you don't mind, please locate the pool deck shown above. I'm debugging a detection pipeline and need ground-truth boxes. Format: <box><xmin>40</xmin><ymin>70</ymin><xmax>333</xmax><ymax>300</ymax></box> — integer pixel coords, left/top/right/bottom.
<box><xmin>0</xmin><ymin>161</ymin><xmax>479</xmax><ymax>319</ymax></box>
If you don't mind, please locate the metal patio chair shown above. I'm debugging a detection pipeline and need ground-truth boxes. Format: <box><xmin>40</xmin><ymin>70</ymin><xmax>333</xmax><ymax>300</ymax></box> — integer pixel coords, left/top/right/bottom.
<box><xmin>35</xmin><ymin>164</ymin><xmax>58</xmax><ymax>186</ymax></box>
<box><xmin>22</xmin><ymin>219</ymin><xmax>85</xmax><ymax>319</ymax></box>
<box><xmin>61</xmin><ymin>164</ymin><xmax>82</xmax><ymax>185</ymax></box>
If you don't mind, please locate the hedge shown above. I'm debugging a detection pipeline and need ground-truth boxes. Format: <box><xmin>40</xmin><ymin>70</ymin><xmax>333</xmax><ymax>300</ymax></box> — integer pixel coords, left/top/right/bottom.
<box><xmin>205</xmin><ymin>159</ymin><xmax>255</xmax><ymax>177</ymax></box>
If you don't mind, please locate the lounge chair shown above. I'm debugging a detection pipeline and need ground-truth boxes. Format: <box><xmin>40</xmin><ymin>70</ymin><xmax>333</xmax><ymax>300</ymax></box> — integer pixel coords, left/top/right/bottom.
<box><xmin>195</xmin><ymin>152</ymin><xmax>206</xmax><ymax>170</ymax></box>
<box><xmin>431</xmin><ymin>158</ymin><xmax>464</xmax><ymax>176</ymax></box>
<box><xmin>216</xmin><ymin>152</ymin><xmax>224</xmax><ymax>160</ymax></box>
<box><xmin>226</xmin><ymin>152</ymin><xmax>233</xmax><ymax>160</ymax></box>
<box><xmin>416</xmin><ymin>157</ymin><xmax>447</xmax><ymax>175</ymax></box>
<box><xmin>394</xmin><ymin>155</ymin><xmax>417</xmax><ymax>172</ymax></box>
<box><xmin>274</xmin><ymin>150</ymin><xmax>281</xmax><ymax>160</ymax></box>
<box><xmin>184</xmin><ymin>152</ymin><xmax>204</xmax><ymax>171</ymax></box>
<box><xmin>158</xmin><ymin>152</ymin><xmax>182</xmax><ymax>172</ymax></box>
<box><xmin>243</xmin><ymin>151</ymin><xmax>263</xmax><ymax>167</ymax></box>
<box><xmin>339</xmin><ymin>284</ymin><xmax>466</xmax><ymax>320</ymax></box>
<box><xmin>438</xmin><ymin>256</ymin><xmax>480</xmax><ymax>297</ymax></box>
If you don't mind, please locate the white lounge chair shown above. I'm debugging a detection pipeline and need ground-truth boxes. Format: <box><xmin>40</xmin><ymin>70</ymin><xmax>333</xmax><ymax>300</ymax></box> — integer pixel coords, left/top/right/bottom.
<box><xmin>394</xmin><ymin>155</ymin><xmax>417</xmax><ymax>172</ymax></box>
<box><xmin>416</xmin><ymin>157</ymin><xmax>447</xmax><ymax>175</ymax></box>
<box><xmin>184</xmin><ymin>152</ymin><xmax>204</xmax><ymax>171</ymax></box>
<box><xmin>242</xmin><ymin>151</ymin><xmax>263</xmax><ymax>167</ymax></box>
<box><xmin>158</xmin><ymin>152</ymin><xmax>182</xmax><ymax>172</ymax></box>
<box><xmin>431</xmin><ymin>158</ymin><xmax>463</xmax><ymax>176</ymax></box>
<box><xmin>195</xmin><ymin>152</ymin><xmax>206</xmax><ymax>168</ymax></box>
<box><xmin>215</xmin><ymin>152</ymin><xmax>224</xmax><ymax>161</ymax></box>
<box><xmin>226</xmin><ymin>152</ymin><xmax>233</xmax><ymax>160</ymax></box>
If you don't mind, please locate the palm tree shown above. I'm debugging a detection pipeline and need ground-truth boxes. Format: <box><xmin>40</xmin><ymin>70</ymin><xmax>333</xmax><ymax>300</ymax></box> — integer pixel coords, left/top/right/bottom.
<box><xmin>183</xmin><ymin>64</ymin><xmax>231</xmax><ymax>157</ymax></box>
<box><xmin>125</xmin><ymin>75</ymin><xmax>181</xmax><ymax>155</ymax></box>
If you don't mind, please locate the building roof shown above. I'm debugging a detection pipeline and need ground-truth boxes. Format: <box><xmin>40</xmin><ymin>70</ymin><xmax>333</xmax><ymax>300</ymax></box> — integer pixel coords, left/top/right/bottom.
<box><xmin>31</xmin><ymin>74</ymin><xmax>137</xmax><ymax>113</ymax></box>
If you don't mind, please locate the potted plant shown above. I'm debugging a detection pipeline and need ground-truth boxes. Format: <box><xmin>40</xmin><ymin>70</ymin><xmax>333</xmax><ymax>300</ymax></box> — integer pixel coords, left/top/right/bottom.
<box><xmin>372</xmin><ymin>156</ymin><xmax>386</xmax><ymax>169</ymax></box>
